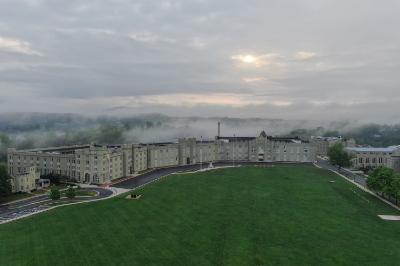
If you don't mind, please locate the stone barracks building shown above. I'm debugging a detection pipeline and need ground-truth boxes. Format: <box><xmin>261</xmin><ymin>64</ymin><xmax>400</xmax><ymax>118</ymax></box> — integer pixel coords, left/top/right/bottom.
<box><xmin>7</xmin><ymin>131</ymin><xmax>316</xmax><ymax>185</ymax></box>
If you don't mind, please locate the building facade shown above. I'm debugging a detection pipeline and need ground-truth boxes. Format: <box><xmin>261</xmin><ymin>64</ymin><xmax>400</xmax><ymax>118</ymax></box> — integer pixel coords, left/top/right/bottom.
<box><xmin>216</xmin><ymin>131</ymin><xmax>316</xmax><ymax>163</ymax></box>
<box><xmin>132</xmin><ymin>145</ymin><xmax>148</xmax><ymax>173</ymax></box>
<box><xmin>312</xmin><ymin>136</ymin><xmax>356</xmax><ymax>156</ymax></box>
<box><xmin>147</xmin><ymin>143</ymin><xmax>179</xmax><ymax>169</ymax></box>
<box><xmin>7</xmin><ymin>144</ymin><xmax>125</xmax><ymax>185</ymax></box>
<box><xmin>10</xmin><ymin>166</ymin><xmax>40</xmax><ymax>193</ymax></box>
<box><xmin>7</xmin><ymin>131</ymin><xmax>317</xmax><ymax>185</ymax></box>
<box><xmin>346</xmin><ymin>146</ymin><xmax>400</xmax><ymax>171</ymax></box>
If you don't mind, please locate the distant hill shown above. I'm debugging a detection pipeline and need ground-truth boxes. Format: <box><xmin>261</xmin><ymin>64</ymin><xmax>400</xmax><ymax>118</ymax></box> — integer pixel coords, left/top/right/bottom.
<box><xmin>1</xmin><ymin>112</ymin><xmax>399</xmax><ymax>162</ymax></box>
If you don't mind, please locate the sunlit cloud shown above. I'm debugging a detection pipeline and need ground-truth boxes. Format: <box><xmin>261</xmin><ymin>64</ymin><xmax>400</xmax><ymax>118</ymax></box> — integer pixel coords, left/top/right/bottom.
<box><xmin>72</xmin><ymin>93</ymin><xmax>291</xmax><ymax>109</ymax></box>
<box><xmin>136</xmin><ymin>93</ymin><xmax>268</xmax><ymax>107</ymax></box>
<box><xmin>231</xmin><ymin>53</ymin><xmax>281</xmax><ymax>67</ymax></box>
<box><xmin>295</xmin><ymin>51</ymin><xmax>316</xmax><ymax>60</ymax></box>
<box><xmin>270</xmin><ymin>101</ymin><xmax>292</xmax><ymax>107</ymax></box>
<box><xmin>242</xmin><ymin>77</ymin><xmax>265</xmax><ymax>83</ymax></box>
<box><xmin>128</xmin><ymin>32</ymin><xmax>176</xmax><ymax>44</ymax></box>
<box><xmin>0</xmin><ymin>36</ymin><xmax>42</xmax><ymax>56</ymax></box>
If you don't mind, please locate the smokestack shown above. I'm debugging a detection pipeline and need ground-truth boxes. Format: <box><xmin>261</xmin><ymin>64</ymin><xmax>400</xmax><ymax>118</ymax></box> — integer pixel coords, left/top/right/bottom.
<box><xmin>217</xmin><ymin>122</ymin><xmax>221</xmax><ymax>137</ymax></box>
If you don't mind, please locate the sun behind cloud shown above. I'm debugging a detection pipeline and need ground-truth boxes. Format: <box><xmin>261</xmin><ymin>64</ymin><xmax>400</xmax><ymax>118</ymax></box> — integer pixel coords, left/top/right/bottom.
<box><xmin>231</xmin><ymin>53</ymin><xmax>281</xmax><ymax>68</ymax></box>
<box><xmin>232</xmin><ymin>54</ymin><xmax>260</xmax><ymax>65</ymax></box>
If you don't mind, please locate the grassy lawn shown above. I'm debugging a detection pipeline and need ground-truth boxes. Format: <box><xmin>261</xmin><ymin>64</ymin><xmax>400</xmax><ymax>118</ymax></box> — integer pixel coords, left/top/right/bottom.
<box><xmin>1</xmin><ymin>165</ymin><xmax>400</xmax><ymax>265</ymax></box>
<box><xmin>31</xmin><ymin>189</ymin><xmax>48</xmax><ymax>195</ymax></box>
<box><xmin>74</xmin><ymin>190</ymin><xmax>97</xmax><ymax>197</ymax></box>
<box><xmin>57</xmin><ymin>190</ymin><xmax>95</xmax><ymax>197</ymax></box>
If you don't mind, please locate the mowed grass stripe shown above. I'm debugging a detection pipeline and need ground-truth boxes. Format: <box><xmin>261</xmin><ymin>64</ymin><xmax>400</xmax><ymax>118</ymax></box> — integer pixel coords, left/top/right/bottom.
<box><xmin>1</xmin><ymin>165</ymin><xmax>400</xmax><ymax>265</ymax></box>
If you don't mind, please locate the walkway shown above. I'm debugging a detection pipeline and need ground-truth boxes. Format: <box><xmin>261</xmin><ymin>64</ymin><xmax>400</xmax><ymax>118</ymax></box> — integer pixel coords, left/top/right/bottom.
<box><xmin>0</xmin><ymin>188</ymin><xmax>113</xmax><ymax>224</ymax></box>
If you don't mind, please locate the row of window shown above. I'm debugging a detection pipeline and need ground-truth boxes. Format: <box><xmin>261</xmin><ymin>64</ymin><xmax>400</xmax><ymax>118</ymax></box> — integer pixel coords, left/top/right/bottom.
<box><xmin>358</xmin><ymin>157</ymin><xmax>387</xmax><ymax>164</ymax></box>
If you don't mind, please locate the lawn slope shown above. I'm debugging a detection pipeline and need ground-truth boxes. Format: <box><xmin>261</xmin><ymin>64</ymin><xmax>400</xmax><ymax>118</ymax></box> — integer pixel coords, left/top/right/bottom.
<box><xmin>1</xmin><ymin>165</ymin><xmax>400</xmax><ymax>265</ymax></box>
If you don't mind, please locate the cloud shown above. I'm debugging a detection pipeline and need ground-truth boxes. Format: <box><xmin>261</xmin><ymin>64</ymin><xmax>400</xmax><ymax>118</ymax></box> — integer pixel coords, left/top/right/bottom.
<box><xmin>0</xmin><ymin>0</ymin><xmax>399</xmax><ymax>122</ymax></box>
<box><xmin>128</xmin><ymin>32</ymin><xmax>176</xmax><ymax>44</ymax></box>
<box><xmin>294</xmin><ymin>51</ymin><xmax>317</xmax><ymax>60</ymax></box>
<box><xmin>190</xmin><ymin>37</ymin><xmax>207</xmax><ymax>49</ymax></box>
<box><xmin>133</xmin><ymin>93</ymin><xmax>273</xmax><ymax>107</ymax></box>
<box><xmin>82</xmin><ymin>93</ymin><xmax>277</xmax><ymax>108</ymax></box>
<box><xmin>0</xmin><ymin>36</ymin><xmax>42</xmax><ymax>56</ymax></box>
<box><xmin>231</xmin><ymin>53</ymin><xmax>282</xmax><ymax>68</ymax></box>
<box><xmin>242</xmin><ymin>77</ymin><xmax>265</xmax><ymax>83</ymax></box>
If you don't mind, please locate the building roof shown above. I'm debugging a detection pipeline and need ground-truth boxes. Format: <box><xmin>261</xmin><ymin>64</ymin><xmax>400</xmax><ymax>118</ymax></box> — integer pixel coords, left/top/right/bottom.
<box><xmin>216</xmin><ymin>135</ymin><xmax>308</xmax><ymax>143</ymax></box>
<box><xmin>267</xmin><ymin>136</ymin><xmax>304</xmax><ymax>143</ymax></box>
<box><xmin>216</xmin><ymin>136</ymin><xmax>256</xmax><ymax>141</ymax></box>
<box><xmin>314</xmin><ymin>136</ymin><xmax>342</xmax><ymax>141</ymax></box>
<box><xmin>19</xmin><ymin>145</ymin><xmax>93</xmax><ymax>154</ymax></box>
<box><xmin>259</xmin><ymin>131</ymin><xmax>267</xmax><ymax>138</ymax></box>
<box><xmin>346</xmin><ymin>146</ymin><xmax>400</xmax><ymax>153</ymax></box>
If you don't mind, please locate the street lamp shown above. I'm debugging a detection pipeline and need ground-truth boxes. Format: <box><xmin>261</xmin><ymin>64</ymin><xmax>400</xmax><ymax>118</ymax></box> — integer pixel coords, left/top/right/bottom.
<box><xmin>233</xmin><ymin>134</ymin><xmax>235</xmax><ymax>167</ymax></box>
<box><xmin>200</xmin><ymin>136</ymin><xmax>203</xmax><ymax>171</ymax></box>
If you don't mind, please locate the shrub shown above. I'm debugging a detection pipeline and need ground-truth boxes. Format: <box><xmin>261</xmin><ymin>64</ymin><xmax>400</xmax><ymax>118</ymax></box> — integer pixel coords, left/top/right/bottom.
<box><xmin>49</xmin><ymin>186</ymin><xmax>61</xmax><ymax>200</ymax></box>
<box><xmin>65</xmin><ymin>186</ymin><xmax>76</xmax><ymax>199</ymax></box>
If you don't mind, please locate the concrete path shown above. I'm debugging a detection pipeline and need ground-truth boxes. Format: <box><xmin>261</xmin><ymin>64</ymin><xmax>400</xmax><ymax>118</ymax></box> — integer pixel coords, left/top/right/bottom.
<box><xmin>0</xmin><ymin>187</ymin><xmax>113</xmax><ymax>224</ymax></box>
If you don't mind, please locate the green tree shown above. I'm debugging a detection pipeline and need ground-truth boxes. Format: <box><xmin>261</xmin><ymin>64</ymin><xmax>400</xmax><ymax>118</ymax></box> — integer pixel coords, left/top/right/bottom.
<box><xmin>49</xmin><ymin>186</ymin><xmax>61</xmax><ymax>200</ymax></box>
<box><xmin>389</xmin><ymin>175</ymin><xmax>400</xmax><ymax>205</ymax></box>
<box><xmin>65</xmin><ymin>186</ymin><xmax>76</xmax><ymax>199</ymax></box>
<box><xmin>327</xmin><ymin>143</ymin><xmax>353</xmax><ymax>168</ymax></box>
<box><xmin>0</xmin><ymin>133</ymin><xmax>11</xmax><ymax>147</ymax></box>
<box><xmin>367</xmin><ymin>166</ymin><xmax>395</xmax><ymax>197</ymax></box>
<box><xmin>0</xmin><ymin>164</ymin><xmax>12</xmax><ymax>198</ymax></box>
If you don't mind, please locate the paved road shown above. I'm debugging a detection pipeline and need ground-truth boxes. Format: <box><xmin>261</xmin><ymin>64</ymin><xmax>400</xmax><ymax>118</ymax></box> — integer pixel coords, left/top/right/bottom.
<box><xmin>112</xmin><ymin>163</ymin><xmax>223</xmax><ymax>189</ymax></box>
<box><xmin>0</xmin><ymin>188</ymin><xmax>112</xmax><ymax>223</ymax></box>
<box><xmin>316</xmin><ymin>158</ymin><xmax>367</xmax><ymax>187</ymax></box>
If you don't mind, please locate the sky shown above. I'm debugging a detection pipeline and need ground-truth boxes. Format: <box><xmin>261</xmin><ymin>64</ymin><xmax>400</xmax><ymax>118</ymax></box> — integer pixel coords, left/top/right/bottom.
<box><xmin>0</xmin><ymin>0</ymin><xmax>399</xmax><ymax>122</ymax></box>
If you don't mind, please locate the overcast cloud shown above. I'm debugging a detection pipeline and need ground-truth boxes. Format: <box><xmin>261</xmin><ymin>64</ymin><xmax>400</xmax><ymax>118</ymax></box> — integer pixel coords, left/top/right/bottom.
<box><xmin>0</xmin><ymin>0</ymin><xmax>399</xmax><ymax>122</ymax></box>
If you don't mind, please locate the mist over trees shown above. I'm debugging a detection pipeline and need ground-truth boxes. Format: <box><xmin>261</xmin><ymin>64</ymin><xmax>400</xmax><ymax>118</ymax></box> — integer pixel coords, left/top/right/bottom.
<box><xmin>1</xmin><ymin>113</ymin><xmax>400</xmax><ymax>163</ymax></box>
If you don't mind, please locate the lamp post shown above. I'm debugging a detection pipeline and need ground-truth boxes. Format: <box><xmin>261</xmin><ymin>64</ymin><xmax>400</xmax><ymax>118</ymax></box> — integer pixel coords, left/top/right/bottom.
<box><xmin>233</xmin><ymin>134</ymin><xmax>235</xmax><ymax>167</ymax></box>
<box><xmin>200</xmin><ymin>136</ymin><xmax>203</xmax><ymax>171</ymax></box>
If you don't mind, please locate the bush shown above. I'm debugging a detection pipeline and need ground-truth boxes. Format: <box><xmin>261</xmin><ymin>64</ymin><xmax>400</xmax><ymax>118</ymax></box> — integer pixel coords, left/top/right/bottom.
<box><xmin>65</xmin><ymin>186</ymin><xmax>76</xmax><ymax>199</ymax></box>
<box><xmin>49</xmin><ymin>186</ymin><xmax>61</xmax><ymax>200</ymax></box>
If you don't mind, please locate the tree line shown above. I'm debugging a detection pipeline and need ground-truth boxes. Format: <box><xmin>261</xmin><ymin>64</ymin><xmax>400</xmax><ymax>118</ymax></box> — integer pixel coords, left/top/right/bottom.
<box><xmin>367</xmin><ymin>167</ymin><xmax>400</xmax><ymax>205</ymax></box>
<box><xmin>327</xmin><ymin>143</ymin><xmax>400</xmax><ymax>205</ymax></box>
<box><xmin>0</xmin><ymin>164</ymin><xmax>12</xmax><ymax>199</ymax></box>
